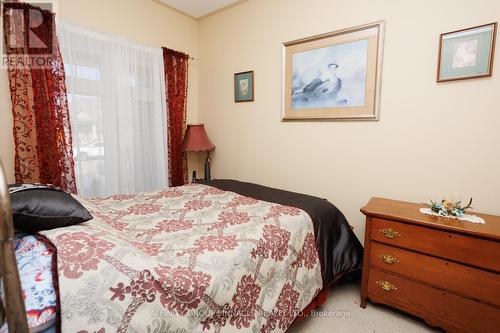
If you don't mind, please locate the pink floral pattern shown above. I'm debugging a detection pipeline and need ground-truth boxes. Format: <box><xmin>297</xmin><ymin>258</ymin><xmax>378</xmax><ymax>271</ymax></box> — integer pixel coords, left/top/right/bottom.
<box><xmin>156</xmin><ymin>219</ymin><xmax>194</xmax><ymax>233</ymax></box>
<box><xmin>136</xmin><ymin>219</ymin><xmax>194</xmax><ymax>238</ymax></box>
<box><xmin>195</xmin><ymin>235</ymin><xmax>238</xmax><ymax>253</ymax></box>
<box><xmin>40</xmin><ymin>184</ymin><xmax>322</xmax><ymax>333</ymax></box>
<box><xmin>201</xmin><ymin>303</ymin><xmax>231</xmax><ymax>330</ymax></box>
<box><xmin>251</xmin><ymin>225</ymin><xmax>291</xmax><ymax>261</ymax></box>
<box><xmin>155</xmin><ymin>265</ymin><xmax>211</xmax><ymax>315</ymax></box>
<box><xmin>127</xmin><ymin>203</ymin><xmax>162</xmax><ymax>215</ymax></box>
<box><xmin>292</xmin><ymin>233</ymin><xmax>319</xmax><ymax>270</ymax></box>
<box><xmin>230</xmin><ymin>275</ymin><xmax>261</xmax><ymax>328</ymax></box>
<box><xmin>55</xmin><ymin>231</ymin><xmax>115</xmax><ymax>279</ymax></box>
<box><xmin>110</xmin><ymin>270</ymin><xmax>160</xmax><ymax>303</ymax></box>
<box><xmin>265</xmin><ymin>205</ymin><xmax>302</xmax><ymax>219</ymax></box>
<box><xmin>110</xmin><ymin>266</ymin><xmax>211</xmax><ymax>317</ymax></box>
<box><xmin>126</xmin><ymin>240</ymin><xmax>162</xmax><ymax>256</ymax></box>
<box><xmin>226</xmin><ymin>196</ymin><xmax>259</xmax><ymax>208</ymax></box>
<box><xmin>110</xmin><ymin>194</ymin><xmax>137</xmax><ymax>201</ymax></box>
<box><xmin>77</xmin><ymin>329</ymin><xmax>105</xmax><ymax>333</ymax></box>
<box><xmin>185</xmin><ymin>199</ymin><xmax>212</xmax><ymax>211</ymax></box>
<box><xmin>211</xmin><ymin>211</ymin><xmax>251</xmax><ymax>230</ymax></box>
<box><xmin>261</xmin><ymin>284</ymin><xmax>300</xmax><ymax>333</ymax></box>
<box><xmin>177</xmin><ymin>235</ymin><xmax>238</xmax><ymax>257</ymax></box>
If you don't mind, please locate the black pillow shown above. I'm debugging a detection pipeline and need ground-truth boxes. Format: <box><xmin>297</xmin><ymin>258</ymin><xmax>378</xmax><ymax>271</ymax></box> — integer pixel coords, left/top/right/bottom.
<box><xmin>8</xmin><ymin>184</ymin><xmax>93</xmax><ymax>232</ymax></box>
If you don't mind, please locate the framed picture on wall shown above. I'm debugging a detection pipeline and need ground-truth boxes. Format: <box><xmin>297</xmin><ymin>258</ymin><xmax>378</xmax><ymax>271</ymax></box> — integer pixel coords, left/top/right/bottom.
<box><xmin>234</xmin><ymin>71</ymin><xmax>254</xmax><ymax>102</ymax></box>
<box><xmin>282</xmin><ymin>21</ymin><xmax>385</xmax><ymax>121</ymax></box>
<box><xmin>437</xmin><ymin>23</ymin><xmax>497</xmax><ymax>82</ymax></box>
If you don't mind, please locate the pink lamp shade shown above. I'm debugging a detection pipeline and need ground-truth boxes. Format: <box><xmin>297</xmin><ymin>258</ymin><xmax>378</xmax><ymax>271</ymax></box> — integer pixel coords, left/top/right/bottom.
<box><xmin>181</xmin><ymin>124</ymin><xmax>215</xmax><ymax>152</ymax></box>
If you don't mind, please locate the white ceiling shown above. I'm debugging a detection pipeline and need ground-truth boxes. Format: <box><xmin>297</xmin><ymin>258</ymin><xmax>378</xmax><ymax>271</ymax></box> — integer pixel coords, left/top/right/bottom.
<box><xmin>157</xmin><ymin>0</ymin><xmax>244</xmax><ymax>19</ymax></box>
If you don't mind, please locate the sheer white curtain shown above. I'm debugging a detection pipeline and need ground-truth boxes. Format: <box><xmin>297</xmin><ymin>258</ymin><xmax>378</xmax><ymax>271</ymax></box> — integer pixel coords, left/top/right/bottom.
<box><xmin>57</xmin><ymin>20</ymin><xmax>168</xmax><ymax>196</ymax></box>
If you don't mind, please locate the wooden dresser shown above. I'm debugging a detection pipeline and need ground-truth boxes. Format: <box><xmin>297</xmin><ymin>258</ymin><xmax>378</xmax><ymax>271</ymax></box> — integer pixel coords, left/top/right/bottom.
<box><xmin>360</xmin><ymin>198</ymin><xmax>500</xmax><ymax>333</ymax></box>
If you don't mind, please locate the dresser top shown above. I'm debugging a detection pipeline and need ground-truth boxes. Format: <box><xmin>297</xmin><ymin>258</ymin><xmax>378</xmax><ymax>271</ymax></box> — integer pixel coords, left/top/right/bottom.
<box><xmin>361</xmin><ymin>197</ymin><xmax>500</xmax><ymax>241</ymax></box>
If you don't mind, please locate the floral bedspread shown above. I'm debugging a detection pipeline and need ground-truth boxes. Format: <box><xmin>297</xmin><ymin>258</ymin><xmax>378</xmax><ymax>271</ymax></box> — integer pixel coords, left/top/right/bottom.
<box><xmin>0</xmin><ymin>234</ymin><xmax>57</xmax><ymax>333</ymax></box>
<box><xmin>40</xmin><ymin>184</ymin><xmax>322</xmax><ymax>333</ymax></box>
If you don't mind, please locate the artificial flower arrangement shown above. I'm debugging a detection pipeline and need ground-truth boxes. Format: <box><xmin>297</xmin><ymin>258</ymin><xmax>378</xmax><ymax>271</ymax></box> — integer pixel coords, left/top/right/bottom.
<box><xmin>426</xmin><ymin>198</ymin><xmax>473</xmax><ymax>217</ymax></box>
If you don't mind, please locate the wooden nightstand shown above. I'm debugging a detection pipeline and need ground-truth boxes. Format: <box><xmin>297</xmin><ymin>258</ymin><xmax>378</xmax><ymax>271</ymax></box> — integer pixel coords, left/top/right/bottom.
<box><xmin>360</xmin><ymin>198</ymin><xmax>500</xmax><ymax>333</ymax></box>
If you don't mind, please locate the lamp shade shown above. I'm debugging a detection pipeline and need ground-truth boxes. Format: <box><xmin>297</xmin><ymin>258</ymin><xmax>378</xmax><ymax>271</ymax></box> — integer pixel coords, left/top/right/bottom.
<box><xmin>181</xmin><ymin>124</ymin><xmax>215</xmax><ymax>152</ymax></box>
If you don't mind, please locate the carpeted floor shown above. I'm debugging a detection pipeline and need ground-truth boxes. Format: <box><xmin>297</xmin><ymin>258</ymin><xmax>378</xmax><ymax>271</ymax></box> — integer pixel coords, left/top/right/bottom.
<box><xmin>288</xmin><ymin>281</ymin><xmax>441</xmax><ymax>333</ymax></box>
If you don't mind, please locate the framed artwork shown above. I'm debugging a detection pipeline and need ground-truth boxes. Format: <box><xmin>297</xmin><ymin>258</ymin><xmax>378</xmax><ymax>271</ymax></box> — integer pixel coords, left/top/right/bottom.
<box><xmin>437</xmin><ymin>23</ymin><xmax>497</xmax><ymax>82</ymax></box>
<box><xmin>282</xmin><ymin>21</ymin><xmax>385</xmax><ymax>121</ymax></box>
<box><xmin>234</xmin><ymin>71</ymin><xmax>254</xmax><ymax>102</ymax></box>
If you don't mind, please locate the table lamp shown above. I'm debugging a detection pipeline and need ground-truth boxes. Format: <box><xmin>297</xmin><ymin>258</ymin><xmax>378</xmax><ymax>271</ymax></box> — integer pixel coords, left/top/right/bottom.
<box><xmin>181</xmin><ymin>124</ymin><xmax>215</xmax><ymax>182</ymax></box>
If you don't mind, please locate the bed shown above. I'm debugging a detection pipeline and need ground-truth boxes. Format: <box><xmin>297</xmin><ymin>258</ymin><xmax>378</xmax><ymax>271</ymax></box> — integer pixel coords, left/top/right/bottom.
<box><xmin>0</xmin><ymin>178</ymin><xmax>363</xmax><ymax>333</ymax></box>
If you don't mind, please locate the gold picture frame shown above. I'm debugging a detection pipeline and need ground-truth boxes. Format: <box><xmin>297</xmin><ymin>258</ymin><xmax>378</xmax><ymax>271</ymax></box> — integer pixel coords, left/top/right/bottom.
<box><xmin>437</xmin><ymin>22</ymin><xmax>497</xmax><ymax>82</ymax></box>
<box><xmin>282</xmin><ymin>21</ymin><xmax>385</xmax><ymax>121</ymax></box>
<box><xmin>234</xmin><ymin>71</ymin><xmax>254</xmax><ymax>102</ymax></box>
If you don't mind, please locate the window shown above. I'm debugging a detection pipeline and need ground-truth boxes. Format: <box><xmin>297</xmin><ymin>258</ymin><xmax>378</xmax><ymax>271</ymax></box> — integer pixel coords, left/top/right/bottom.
<box><xmin>57</xmin><ymin>20</ymin><xmax>168</xmax><ymax>196</ymax></box>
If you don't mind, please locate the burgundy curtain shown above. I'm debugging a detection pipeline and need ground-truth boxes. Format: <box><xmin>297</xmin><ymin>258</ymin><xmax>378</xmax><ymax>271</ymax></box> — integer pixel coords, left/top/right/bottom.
<box><xmin>163</xmin><ymin>48</ymin><xmax>189</xmax><ymax>187</ymax></box>
<box><xmin>3</xmin><ymin>2</ymin><xmax>77</xmax><ymax>193</ymax></box>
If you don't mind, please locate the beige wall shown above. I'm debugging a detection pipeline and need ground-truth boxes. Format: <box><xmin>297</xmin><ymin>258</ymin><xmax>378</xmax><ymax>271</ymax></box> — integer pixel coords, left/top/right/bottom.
<box><xmin>199</xmin><ymin>0</ymin><xmax>500</xmax><ymax>239</ymax></box>
<box><xmin>0</xmin><ymin>0</ymin><xmax>200</xmax><ymax>183</ymax></box>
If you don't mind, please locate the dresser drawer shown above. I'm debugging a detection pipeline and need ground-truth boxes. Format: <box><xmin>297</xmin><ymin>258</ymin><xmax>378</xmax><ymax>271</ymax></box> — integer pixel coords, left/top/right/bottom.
<box><xmin>371</xmin><ymin>218</ymin><xmax>500</xmax><ymax>272</ymax></box>
<box><xmin>370</xmin><ymin>242</ymin><xmax>500</xmax><ymax>307</ymax></box>
<box><xmin>368</xmin><ymin>268</ymin><xmax>500</xmax><ymax>333</ymax></box>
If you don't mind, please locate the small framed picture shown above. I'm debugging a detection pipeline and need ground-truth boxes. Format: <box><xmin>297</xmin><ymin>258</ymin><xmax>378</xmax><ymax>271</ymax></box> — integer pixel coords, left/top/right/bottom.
<box><xmin>234</xmin><ymin>71</ymin><xmax>254</xmax><ymax>102</ymax></box>
<box><xmin>437</xmin><ymin>23</ymin><xmax>497</xmax><ymax>82</ymax></box>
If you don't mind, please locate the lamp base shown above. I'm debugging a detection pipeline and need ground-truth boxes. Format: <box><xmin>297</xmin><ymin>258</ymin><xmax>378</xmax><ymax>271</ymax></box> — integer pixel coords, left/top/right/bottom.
<box><xmin>204</xmin><ymin>151</ymin><xmax>211</xmax><ymax>181</ymax></box>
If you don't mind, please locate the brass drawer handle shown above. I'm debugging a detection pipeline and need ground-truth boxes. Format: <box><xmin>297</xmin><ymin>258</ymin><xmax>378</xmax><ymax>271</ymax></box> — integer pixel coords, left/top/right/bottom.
<box><xmin>376</xmin><ymin>280</ymin><xmax>398</xmax><ymax>292</ymax></box>
<box><xmin>378</xmin><ymin>254</ymin><xmax>400</xmax><ymax>265</ymax></box>
<box><xmin>379</xmin><ymin>228</ymin><xmax>401</xmax><ymax>239</ymax></box>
